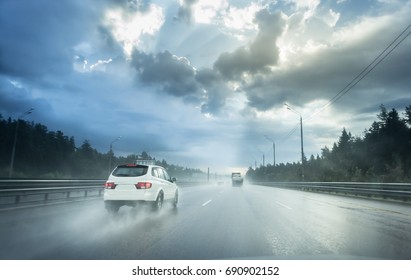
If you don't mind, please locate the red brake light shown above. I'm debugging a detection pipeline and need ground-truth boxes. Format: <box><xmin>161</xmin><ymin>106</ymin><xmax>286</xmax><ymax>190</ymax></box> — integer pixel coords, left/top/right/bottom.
<box><xmin>105</xmin><ymin>182</ymin><xmax>117</xmax><ymax>189</ymax></box>
<box><xmin>135</xmin><ymin>182</ymin><xmax>152</xmax><ymax>189</ymax></box>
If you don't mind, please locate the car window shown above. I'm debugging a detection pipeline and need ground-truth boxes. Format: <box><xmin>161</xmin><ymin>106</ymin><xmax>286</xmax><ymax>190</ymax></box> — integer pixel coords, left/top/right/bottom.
<box><xmin>155</xmin><ymin>168</ymin><xmax>166</xmax><ymax>180</ymax></box>
<box><xmin>162</xmin><ymin>168</ymin><xmax>171</xmax><ymax>181</ymax></box>
<box><xmin>112</xmin><ymin>166</ymin><xmax>148</xmax><ymax>177</ymax></box>
<box><xmin>154</xmin><ymin>167</ymin><xmax>171</xmax><ymax>181</ymax></box>
<box><xmin>151</xmin><ymin>168</ymin><xmax>159</xmax><ymax>178</ymax></box>
<box><xmin>151</xmin><ymin>167</ymin><xmax>164</xmax><ymax>180</ymax></box>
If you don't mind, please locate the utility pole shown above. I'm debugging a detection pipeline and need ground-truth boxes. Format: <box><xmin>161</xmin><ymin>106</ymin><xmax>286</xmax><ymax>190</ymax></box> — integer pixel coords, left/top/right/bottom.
<box><xmin>285</xmin><ymin>103</ymin><xmax>305</xmax><ymax>181</ymax></box>
<box><xmin>299</xmin><ymin>115</ymin><xmax>305</xmax><ymax>181</ymax></box>
<box><xmin>9</xmin><ymin>108</ymin><xmax>34</xmax><ymax>178</ymax></box>
<box><xmin>108</xmin><ymin>136</ymin><xmax>122</xmax><ymax>175</ymax></box>
<box><xmin>264</xmin><ymin>135</ymin><xmax>276</xmax><ymax>166</ymax></box>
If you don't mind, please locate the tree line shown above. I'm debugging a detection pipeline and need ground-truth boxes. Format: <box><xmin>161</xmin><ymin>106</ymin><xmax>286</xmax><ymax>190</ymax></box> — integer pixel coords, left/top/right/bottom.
<box><xmin>246</xmin><ymin>105</ymin><xmax>411</xmax><ymax>183</ymax></box>
<box><xmin>0</xmin><ymin>115</ymin><xmax>204</xmax><ymax>179</ymax></box>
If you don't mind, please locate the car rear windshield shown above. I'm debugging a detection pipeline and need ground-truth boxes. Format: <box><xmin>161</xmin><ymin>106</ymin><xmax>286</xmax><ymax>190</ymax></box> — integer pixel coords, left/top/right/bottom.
<box><xmin>112</xmin><ymin>165</ymin><xmax>148</xmax><ymax>177</ymax></box>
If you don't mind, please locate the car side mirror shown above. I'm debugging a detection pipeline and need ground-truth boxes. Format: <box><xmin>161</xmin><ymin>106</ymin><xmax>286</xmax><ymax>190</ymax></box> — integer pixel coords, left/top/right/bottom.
<box><xmin>171</xmin><ymin>177</ymin><xmax>177</xmax><ymax>183</ymax></box>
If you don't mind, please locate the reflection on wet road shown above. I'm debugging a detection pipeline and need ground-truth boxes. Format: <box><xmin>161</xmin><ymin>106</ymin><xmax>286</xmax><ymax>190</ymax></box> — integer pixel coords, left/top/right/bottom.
<box><xmin>1</xmin><ymin>183</ymin><xmax>410</xmax><ymax>259</ymax></box>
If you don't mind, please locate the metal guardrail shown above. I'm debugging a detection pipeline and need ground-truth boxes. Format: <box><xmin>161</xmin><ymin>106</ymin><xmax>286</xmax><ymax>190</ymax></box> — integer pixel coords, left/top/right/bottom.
<box><xmin>5</xmin><ymin>180</ymin><xmax>408</xmax><ymax>207</ymax></box>
<box><xmin>0</xmin><ymin>180</ymin><xmax>106</xmax><ymax>207</ymax></box>
<box><xmin>0</xmin><ymin>179</ymin><xmax>105</xmax><ymax>189</ymax></box>
<box><xmin>254</xmin><ymin>181</ymin><xmax>411</xmax><ymax>202</ymax></box>
<box><xmin>0</xmin><ymin>179</ymin><xmax>208</xmax><ymax>208</ymax></box>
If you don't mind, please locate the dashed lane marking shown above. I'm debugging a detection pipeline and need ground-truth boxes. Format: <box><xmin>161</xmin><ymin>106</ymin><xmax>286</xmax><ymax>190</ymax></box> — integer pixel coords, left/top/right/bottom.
<box><xmin>202</xmin><ymin>200</ymin><xmax>212</xmax><ymax>207</ymax></box>
<box><xmin>275</xmin><ymin>201</ymin><xmax>292</xmax><ymax>210</ymax></box>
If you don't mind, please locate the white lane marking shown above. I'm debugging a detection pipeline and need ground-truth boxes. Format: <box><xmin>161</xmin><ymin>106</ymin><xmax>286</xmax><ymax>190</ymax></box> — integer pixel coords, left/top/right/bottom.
<box><xmin>202</xmin><ymin>200</ymin><xmax>212</xmax><ymax>207</ymax></box>
<box><xmin>275</xmin><ymin>201</ymin><xmax>292</xmax><ymax>210</ymax></box>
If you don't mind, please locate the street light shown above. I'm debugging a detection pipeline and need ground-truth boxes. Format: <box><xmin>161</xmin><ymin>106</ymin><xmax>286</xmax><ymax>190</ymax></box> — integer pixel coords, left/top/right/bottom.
<box><xmin>108</xmin><ymin>136</ymin><xmax>122</xmax><ymax>175</ymax></box>
<box><xmin>284</xmin><ymin>103</ymin><xmax>305</xmax><ymax>181</ymax></box>
<box><xmin>9</xmin><ymin>108</ymin><xmax>34</xmax><ymax>178</ymax></box>
<box><xmin>255</xmin><ymin>148</ymin><xmax>265</xmax><ymax>167</ymax></box>
<box><xmin>264</xmin><ymin>135</ymin><xmax>276</xmax><ymax>166</ymax></box>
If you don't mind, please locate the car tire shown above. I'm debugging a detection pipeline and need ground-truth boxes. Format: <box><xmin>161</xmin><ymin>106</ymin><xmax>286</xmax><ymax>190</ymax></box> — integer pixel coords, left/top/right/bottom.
<box><xmin>152</xmin><ymin>192</ymin><xmax>163</xmax><ymax>211</ymax></box>
<box><xmin>172</xmin><ymin>190</ymin><xmax>178</xmax><ymax>208</ymax></box>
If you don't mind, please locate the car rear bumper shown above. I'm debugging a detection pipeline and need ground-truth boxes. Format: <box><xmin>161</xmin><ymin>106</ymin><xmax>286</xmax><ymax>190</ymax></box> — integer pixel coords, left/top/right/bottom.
<box><xmin>104</xmin><ymin>189</ymin><xmax>158</xmax><ymax>202</ymax></box>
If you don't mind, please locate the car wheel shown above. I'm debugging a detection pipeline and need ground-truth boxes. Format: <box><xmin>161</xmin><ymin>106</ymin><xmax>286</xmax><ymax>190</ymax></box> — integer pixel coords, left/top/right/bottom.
<box><xmin>172</xmin><ymin>190</ymin><xmax>178</xmax><ymax>208</ymax></box>
<box><xmin>152</xmin><ymin>192</ymin><xmax>163</xmax><ymax>211</ymax></box>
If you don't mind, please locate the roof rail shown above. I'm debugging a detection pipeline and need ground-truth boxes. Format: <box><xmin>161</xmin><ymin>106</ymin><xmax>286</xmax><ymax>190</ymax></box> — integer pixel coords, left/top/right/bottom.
<box><xmin>134</xmin><ymin>159</ymin><xmax>156</xmax><ymax>165</ymax></box>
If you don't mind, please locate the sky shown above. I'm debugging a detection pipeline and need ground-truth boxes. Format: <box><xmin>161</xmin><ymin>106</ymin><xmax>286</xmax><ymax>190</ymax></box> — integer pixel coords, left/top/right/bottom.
<box><xmin>1</xmin><ymin>0</ymin><xmax>411</xmax><ymax>175</ymax></box>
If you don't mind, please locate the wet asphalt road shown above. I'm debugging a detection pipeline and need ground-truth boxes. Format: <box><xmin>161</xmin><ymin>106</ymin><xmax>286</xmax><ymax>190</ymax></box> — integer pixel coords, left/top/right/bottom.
<box><xmin>1</xmin><ymin>183</ymin><xmax>411</xmax><ymax>260</ymax></box>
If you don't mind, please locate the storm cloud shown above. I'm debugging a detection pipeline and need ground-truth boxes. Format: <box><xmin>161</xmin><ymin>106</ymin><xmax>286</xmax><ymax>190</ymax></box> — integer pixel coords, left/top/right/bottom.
<box><xmin>214</xmin><ymin>10</ymin><xmax>285</xmax><ymax>80</ymax></box>
<box><xmin>1</xmin><ymin>0</ymin><xmax>410</xmax><ymax>171</ymax></box>
<box><xmin>131</xmin><ymin>50</ymin><xmax>199</xmax><ymax>96</ymax></box>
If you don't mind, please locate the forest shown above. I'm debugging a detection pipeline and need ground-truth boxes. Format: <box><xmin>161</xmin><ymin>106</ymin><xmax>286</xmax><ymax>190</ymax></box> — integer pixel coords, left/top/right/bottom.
<box><xmin>246</xmin><ymin>105</ymin><xmax>411</xmax><ymax>183</ymax></box>
<box><xmin>0</xmin><ymin>116</ymin><xmax>204</xmax><ymax>179</ymax></box>
<box><xmin>2</xmin><ymin>104</ymin><xmax>411</xmax><ymax>182</ymax></box>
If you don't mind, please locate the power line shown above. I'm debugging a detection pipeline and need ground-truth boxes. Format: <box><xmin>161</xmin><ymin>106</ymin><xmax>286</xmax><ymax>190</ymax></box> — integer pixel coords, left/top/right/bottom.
<box><xmin>311</xmin><ymin>24</ymin><xmax>411</xmax><ymax>118</ymax></box>
<box><xmin>277</xmin><ymin>24</ymin><xmax>411</xmax><ymax>147</ymax></box>
<box><xmin>278</xmin><ymin>123</ymin><xmax>299</xmax><ymax>143</ymax></box>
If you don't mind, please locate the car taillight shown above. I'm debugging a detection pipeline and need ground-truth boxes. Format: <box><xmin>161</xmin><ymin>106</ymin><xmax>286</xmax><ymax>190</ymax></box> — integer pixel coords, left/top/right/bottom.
<box><xmin>135</xmin><ymin>182</ymin><xmax>152</xmax><ymax>189</ymax></box>
<box><xmin>105</xmin><ymin>182</ymin><xmax>117</xmax><ymax>189</ymax></box>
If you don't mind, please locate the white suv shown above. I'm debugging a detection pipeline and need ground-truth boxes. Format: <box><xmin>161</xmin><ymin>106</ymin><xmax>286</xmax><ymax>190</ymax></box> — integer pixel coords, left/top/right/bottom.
<box><xmin>104</xmin><ymin>162</ymin><xmax>178</xmax><ymax>213</ymax></box>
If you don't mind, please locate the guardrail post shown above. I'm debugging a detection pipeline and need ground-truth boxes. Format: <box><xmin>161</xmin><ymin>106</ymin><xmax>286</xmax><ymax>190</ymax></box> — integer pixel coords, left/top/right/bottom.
<box><xmin>85</xmin><ymin>190</ymin><xmax>88</xmax><ymax>198</ymax></box>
